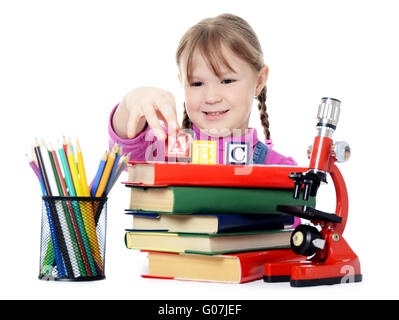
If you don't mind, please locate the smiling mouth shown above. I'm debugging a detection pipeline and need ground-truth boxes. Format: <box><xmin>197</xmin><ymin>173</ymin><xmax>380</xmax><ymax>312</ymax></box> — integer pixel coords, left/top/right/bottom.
<box><xmin>203</xmin><ymin>110</ymin><xmax>229</xmax><ymax>116</ymax></box>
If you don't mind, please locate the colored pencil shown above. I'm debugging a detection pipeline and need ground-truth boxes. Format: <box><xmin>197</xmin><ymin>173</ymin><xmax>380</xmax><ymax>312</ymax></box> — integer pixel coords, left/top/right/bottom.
<box><xmin>91</xmin><ymin>145</ymin><xmax>117</xmax><ymax>229</ymax></box>
<box><xmin>75</xmin><ymin>139</ymin><xmax>90</xmax><ymax>196</ymax></box>
<box><xmin>31</xmin><ymin>137</ymin><xmax>118</xmax><ymax>279</ymax></box>
<box><xmin>51</xmin><ymin>147</ymin><xmax>86</xmax><ymax>277</ymax></box>
<box><xmin>63</xmin><ymin>136</ymin><xmax>68</xmax><ymax>160</ymax></box>
<box><xmin>94</xmin><ymin>152</ymin><xmax>130</xmax><ymax>224</ymax></box>
<box><xmin>31</xmin><ymin>145</ymin><xmax>39</xmax><ymax>167</ymax></box>
<box><xmin>75</xmin><ymin>140</ymin><xmax>103</xmax><ymax>271</ymax></box>
<box><xmin>105</xmin><ymin>143</ymin><xmax>122</xmax><ymax>195</ymax></box>
<box><xmin>26</xmin><ymin>153</ymin><xmax>40</xmax><ymax>181</ymax></box>
<box><xmin>27</xmin><ymin>153</ymin><xmax>47</xmax><ymax>197</ymax></box>
<box><xmin>34</xmin><ymin>143</ymin><xmax>68</xmax><ymax>278</ymax></box>
<box><xmin>28</xmin><ymin>151</ymin><xmax>59</xmax><ymax>273</ymax></box>
<box><xmin>27</xmin><ymin>151</ymin><xmax>57</xmax><ymax>275</ymax></box>
<box><xmin>61</xmin><ymin>145</ymin><xmax>97</xmax><ymax>276</ymax></box>
<box><xmin>58</xmin><ymin>146</ymin><xmax>76</xmax><ymax>197</ymax></box>
<box><xmin>39</xmin><ymin>140</ymin><xmax>58</xmax><ymax>197</ymax></box>
<box><xmin>51</xmin><ymin>147</ymin><xmax>68</xmax><ymax>196</ymax></box>
<box><xmin>91</xmin><ymin>151</ymin><xmax>108</xmax><ymax>197</ymax></box>
<box><xmin>95</xmin><ymin>145</ymin><xmax>117</xmax><ymax>198</ymax></box>
<box><xmin>105</xmin><ymin>152</ymin><xmax>130</xmax><ymax>195</ymax></box>
<box><xmin>59</xmin><ymin>145</ymin><xmax>95</xmax><ymax>276</ymax></box>
<box><xmin>48</xmin><ymin>146</ymin><xmax>80</xmax><ymax>278</ymax></box>
<box><xmin>67</xmin><ymin>145</ymin><xmax>82</xmax><ymax>196</ymax></box>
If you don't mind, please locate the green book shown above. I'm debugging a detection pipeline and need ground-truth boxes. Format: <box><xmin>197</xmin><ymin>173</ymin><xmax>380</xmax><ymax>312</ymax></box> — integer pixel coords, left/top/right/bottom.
<box><xmin>127</xmin><ymin>186</ymin><xmax>315</xmax><ymax>215</ymax></box>
<box><xmin>125</xmin><ymin>230</ymin><xmax>292</xmax><ymax>255</ymax></box>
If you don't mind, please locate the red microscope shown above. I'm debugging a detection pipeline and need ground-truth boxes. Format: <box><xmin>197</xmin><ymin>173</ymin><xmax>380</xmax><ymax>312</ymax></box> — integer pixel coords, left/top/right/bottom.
<box><xmin>264</xmin><ymin>97</ymin><xmax>362</xmax><ymax>287</ymax></box>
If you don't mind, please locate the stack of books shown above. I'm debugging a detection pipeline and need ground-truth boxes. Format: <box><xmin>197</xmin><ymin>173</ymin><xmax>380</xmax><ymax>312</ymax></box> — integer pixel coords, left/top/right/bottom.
<box><xmin>123</xmin><ymin>161</ymin><xmax>315</xmax><ymax>283</ymax></box>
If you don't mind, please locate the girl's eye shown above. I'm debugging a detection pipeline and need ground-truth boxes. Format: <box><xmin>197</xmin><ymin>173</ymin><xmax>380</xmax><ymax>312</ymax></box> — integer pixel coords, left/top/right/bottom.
<box><xmin>222</xmin><ymin>79</ymin><xmax>236</xmax><ymax>84</ymax></box>
<box><xmin>190</xmin><ymin>81</ymin><xmax>203</xmax><ymax>87</ymax></box>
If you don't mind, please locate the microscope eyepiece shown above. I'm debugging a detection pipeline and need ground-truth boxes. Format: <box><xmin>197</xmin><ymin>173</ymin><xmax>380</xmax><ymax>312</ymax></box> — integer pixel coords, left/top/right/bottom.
<box><xmin>316</xmin><ymin>97</ymin><xmax>341</xmax><ymax>138</ymax></box>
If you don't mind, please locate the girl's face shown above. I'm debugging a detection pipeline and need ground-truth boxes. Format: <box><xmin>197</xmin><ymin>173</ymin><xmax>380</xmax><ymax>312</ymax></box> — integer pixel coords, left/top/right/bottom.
<box><xmin>179</xmin><ymin>45</ymin><xmax>268</xmax><ymax>137</ymax></box>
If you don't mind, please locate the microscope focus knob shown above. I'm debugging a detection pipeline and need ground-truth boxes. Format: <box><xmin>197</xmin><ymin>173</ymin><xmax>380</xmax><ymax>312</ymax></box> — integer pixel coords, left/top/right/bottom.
<box><xmin>290</xmin><ymin>224</ymin><xmax>323</xmax><ymax>256</ymax></box>
<box><xmin>332</xmin><ymin>141</ymin><xmax>351</xmax><ymax>163</ymax></box>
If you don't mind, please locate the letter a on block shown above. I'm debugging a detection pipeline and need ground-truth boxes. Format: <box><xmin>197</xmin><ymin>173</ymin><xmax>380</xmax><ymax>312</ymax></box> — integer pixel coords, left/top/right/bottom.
<box><xmin>167</xmin><ymin>135</ymin><xmax>188</xmax><ymax>157</ymax></box>
<box><xmin>192</xmin><ymin>141</ymin><xmax>217</xmax><ymax>164</ymax></box>
<box><xmin>166</xmin><ymin>130</ymin><xmax>195</xmax><ymax>162</ymax></box>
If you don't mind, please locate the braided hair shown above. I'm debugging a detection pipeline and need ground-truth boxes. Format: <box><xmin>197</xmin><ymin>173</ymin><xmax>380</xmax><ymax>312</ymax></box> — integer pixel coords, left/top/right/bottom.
<box><xmin>257</xmin><ymin>86</ymin><xmax>270</xmax><ymax>140</ymax></box>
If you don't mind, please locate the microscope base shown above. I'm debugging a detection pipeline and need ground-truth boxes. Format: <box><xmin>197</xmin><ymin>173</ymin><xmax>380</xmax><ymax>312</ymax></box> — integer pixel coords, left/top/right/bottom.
<box><xmin>263</xmin><ymin>234</ymin><xmax>362</xmax><ymax>287</ymax></box>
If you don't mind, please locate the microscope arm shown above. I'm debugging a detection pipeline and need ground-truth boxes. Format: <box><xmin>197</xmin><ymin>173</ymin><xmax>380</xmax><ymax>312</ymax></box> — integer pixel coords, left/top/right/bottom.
<box><xmin>329</xmin><ymin>162</ymin><xmax>348</xmax><ymax>234</ymax></box>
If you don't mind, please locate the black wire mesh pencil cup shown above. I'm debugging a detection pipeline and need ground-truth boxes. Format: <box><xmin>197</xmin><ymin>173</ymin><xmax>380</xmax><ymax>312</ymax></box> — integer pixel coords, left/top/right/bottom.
<box><xmin>39</xmin><ymin>196</ymin><xmax>108</xmax><ymax>281</ymax></box>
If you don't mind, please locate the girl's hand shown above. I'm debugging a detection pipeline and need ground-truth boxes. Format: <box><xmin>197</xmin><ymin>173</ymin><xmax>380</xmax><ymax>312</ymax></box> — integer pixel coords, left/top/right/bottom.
<box><xmin>113</xmin><ymin>87</ymin><xmax>179</xmax><ymax>140</ymax></box>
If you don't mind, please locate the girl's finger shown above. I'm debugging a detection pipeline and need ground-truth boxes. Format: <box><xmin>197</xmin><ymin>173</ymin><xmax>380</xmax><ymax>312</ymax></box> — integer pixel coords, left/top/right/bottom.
<box><xmin>154</xmin><ymin>96</ymin><xmax>180</xmax><ymax>134</ymax></box>
<box><xmin>127</xmin><ymin>110</ymin><xmax>140</xmax><ymax>139</ymax></box>
<box><xmin>156</xmin><ymin>105</ymin><xmax>179</xmax><ymax>134</ymax></box>
<box><xmin>161</xmin><ymin>91</ymin><xmax>178</xmax><ymax>118</ymax></box>
<box><xmin>142</xmin><ymin>106</ymin><xmax>167</xmax><ymax>141</ymax></box>
<box><xmin>127</xmin><ymin>108</ymin><xmax>147</xmax><ymax>139</ymax></box>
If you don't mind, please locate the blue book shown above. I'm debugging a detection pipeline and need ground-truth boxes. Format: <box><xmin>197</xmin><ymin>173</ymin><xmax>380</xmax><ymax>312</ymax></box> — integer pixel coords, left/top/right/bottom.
<box><xmin>125</xmin><ymin>211</ymin><xmax>294</xmax><ymax>234</ymax></box>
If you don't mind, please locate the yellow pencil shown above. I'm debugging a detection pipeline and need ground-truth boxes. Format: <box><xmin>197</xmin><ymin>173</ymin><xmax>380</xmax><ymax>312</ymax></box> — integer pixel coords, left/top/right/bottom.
<box><xmin>69</xmin><ymin>142</ymin><xmax>103</xmax><ymax>271</ymax></box>
<box><xmin>75</xmin><ymin>139</ymin><xmax>90</xmax><ymax>197</ymax></box>
<box><xmin>67</xmin><ymin>145</ymin><xmax>82</xmax><ymax>196</ymax></box>
<box><xmin>95</xmin><ymin>144</ymin><xmax>117</xmax><ymax>197</ymax></box>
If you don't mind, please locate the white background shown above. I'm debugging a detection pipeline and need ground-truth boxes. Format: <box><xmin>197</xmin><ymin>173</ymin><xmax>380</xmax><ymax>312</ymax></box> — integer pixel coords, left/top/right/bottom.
<box><xmin>1</xmin><ymin>0</ymin><xmax>398</xmax><ymax>299</ymax></box>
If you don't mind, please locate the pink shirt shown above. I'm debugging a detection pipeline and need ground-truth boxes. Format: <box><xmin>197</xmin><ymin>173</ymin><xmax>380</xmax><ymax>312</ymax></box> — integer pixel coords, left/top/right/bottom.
<box><xmin>108</xmin><ymin>104</ymin><xmax>297</xmax><ymax>166</ymax></box>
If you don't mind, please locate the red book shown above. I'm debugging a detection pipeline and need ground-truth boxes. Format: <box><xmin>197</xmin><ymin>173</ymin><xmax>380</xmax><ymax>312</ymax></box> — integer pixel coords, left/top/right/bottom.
<box><xmin>124</xmin><ymin>161</ymin><xmax>307</xmax><ymax>189</ymax></box>
<box><xmin>141</xmin><ymin>249</ymin><xmax>303</xmax><ymax>284</ymax></box>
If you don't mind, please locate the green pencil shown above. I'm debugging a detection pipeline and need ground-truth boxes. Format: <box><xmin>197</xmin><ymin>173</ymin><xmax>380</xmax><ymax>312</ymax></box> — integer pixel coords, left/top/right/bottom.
<box><xmin>49</xmin><ymin>146</ymin><xmax>86</xmax><ymax>277</ymax></box>
<box><xmin>58</xmin><ymin>145</ymin><xmax>97</xmax><ymax>277</ymax></box>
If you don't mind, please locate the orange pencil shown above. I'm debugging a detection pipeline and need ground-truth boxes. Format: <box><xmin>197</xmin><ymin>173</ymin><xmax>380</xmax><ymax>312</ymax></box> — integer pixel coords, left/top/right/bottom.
<box><xmin>95</xmin><ymin>144</ymin><xmax>117</xmax><ymax>197</ymax></box>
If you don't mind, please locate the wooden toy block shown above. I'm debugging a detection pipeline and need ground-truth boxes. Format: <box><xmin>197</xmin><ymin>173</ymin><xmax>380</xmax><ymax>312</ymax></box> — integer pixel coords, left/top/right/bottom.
<box><xmin>192</xmin><ymin>141</ymin><xmax>217</xmax><ymax>164</ymax></box>
<box><xmin>166</xmin><ymin>130</ymin><xmax>195</xmax><ymax>161</ymax></box>
<box><xmin>224</xmin><ymin>142</ymin><xmax>250</xmax><ymax>165</ymax></box>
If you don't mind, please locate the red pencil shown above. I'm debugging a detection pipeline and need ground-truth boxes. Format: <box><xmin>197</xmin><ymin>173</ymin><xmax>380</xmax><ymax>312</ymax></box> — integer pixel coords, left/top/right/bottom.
<box><xmin>51</xmin><ymin>149</ymin><xmax>68</xmax><ymax>195</ymax></box>
<box><xmin>63</xmin><ymin>136</ymin><xmax>68</xmax><ymax>158</ymax></box>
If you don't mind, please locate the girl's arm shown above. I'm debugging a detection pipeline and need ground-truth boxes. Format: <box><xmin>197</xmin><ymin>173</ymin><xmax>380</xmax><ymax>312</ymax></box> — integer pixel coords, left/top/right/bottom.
<box><xmin>109</xmin><ymin>87</ymin><xmax>179</xmax><ymax>162</ymax></box>
<box><xmin>109</xmin><ymin>104</ymin><xmax>151</xmax><ymax>161</ymax></box>
<box><xmin>112</xmin><ymin>87</ymin><xmax>179</xmax><ymax>141</ymax></box>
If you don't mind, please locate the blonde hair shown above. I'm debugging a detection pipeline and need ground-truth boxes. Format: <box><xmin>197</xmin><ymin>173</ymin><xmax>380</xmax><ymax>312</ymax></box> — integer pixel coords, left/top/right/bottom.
<box><xmin>176</xmin><ymin>13</ymin><xmax>271</xmax><ymax>140</ymax></box>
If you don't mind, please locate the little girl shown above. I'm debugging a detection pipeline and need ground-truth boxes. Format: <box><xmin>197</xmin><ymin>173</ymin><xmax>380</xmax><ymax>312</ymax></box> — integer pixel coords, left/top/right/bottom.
<box><xmin>109</xmin><ymin>13</ymin><xmax>296</xmax><ymax>166</ymax></box>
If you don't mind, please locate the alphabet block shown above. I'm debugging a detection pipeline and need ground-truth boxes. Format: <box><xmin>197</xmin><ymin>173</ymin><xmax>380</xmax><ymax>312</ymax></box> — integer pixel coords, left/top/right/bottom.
<box><xmin>192</xmin><ymin>141</ymin><xmax>217</xmax><ymax>164</ymax></box>
<box><xmin>224</xmin><ymin>142</ymin><xmax>250</xmax><ymax>165</ymax></box>
<box><xmin>166</xmin><ymin>130</ymin><xmax>195</xmax><ymax>162</ymax></box>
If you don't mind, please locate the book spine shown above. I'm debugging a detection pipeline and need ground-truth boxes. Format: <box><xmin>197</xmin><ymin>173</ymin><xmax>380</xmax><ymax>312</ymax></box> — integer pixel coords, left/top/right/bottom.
<box><xmin>217</xmin><ymin>214</ymin><xmax>294</xmax><ymax>233</ymax></box>
<box><xmin>130</xmin><ymin>162</ymin><xmax>308</xmax><ymax>188</ymax></box>
<box><xmin>172</xmin><ymin>187</ymin><xmax>315</xmax><ymax>215</ymax></box>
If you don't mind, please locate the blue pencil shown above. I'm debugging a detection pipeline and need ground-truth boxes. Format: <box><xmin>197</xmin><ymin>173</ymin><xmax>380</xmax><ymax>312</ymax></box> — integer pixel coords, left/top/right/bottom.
<box><xmin>90</xmin><ymin>151</ymin><xmax>108</xmax><ymax>197</ymax></box>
